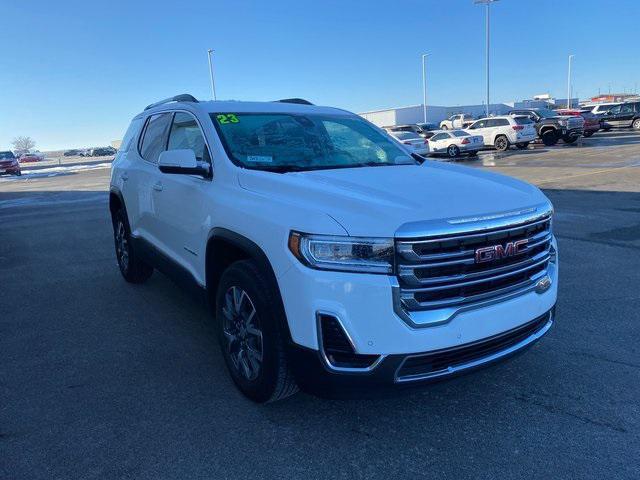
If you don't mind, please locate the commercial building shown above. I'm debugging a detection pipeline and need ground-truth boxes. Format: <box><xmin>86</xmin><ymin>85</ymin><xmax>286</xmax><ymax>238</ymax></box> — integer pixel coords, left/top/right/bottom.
<box><xmin>359</xmin><ymin>97</ymin><xmax>578</xmax><ymax>127</ymax></box>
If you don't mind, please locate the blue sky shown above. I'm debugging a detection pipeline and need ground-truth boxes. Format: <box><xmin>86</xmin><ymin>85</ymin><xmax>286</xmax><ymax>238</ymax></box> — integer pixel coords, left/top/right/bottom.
<box><xmin>1</xmin><ymin>0</ymin><xmax>639</xmax><ymax>150</ymax></box>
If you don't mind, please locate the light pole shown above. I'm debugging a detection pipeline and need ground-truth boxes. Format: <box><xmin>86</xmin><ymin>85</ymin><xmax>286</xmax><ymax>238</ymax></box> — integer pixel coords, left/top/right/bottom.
<box><xmin>421</xmin><ymin>53</ymin><xmax>429</xmax><ymax>123</ymax></box>
<box><xmin>475</xmin><ymin>0</ymin><xmax>498</xmax><ymax>117</ymax></box>
<box><xmin>567</xmin><ymin>54</ymin><xmax>574</xmax><ymax>108</ymax></box>
<box><xmin>207</xmin><ymin>49</ymin><xmax>217</xmax><ymax>100</ymax></box>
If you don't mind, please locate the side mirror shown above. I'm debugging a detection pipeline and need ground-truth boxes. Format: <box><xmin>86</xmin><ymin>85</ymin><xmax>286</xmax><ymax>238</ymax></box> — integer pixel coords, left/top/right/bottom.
<box><xmin>158</xmin><ymin>149</ymin><xmax>210</xmax><ymax>177</ymax></box>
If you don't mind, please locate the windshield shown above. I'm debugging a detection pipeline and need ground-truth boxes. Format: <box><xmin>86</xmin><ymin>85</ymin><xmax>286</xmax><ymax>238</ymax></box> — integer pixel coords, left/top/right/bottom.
<box><xmin>0</xmin><ymin>151</ymin><xmax>15</xmax><ymax>159</ymax></box>
<box><xmin>536</xmin><ymin>108</ymin><xmax>560</xmax><ymax>118</ymax></box>
<box><xmin>211</xmin><ymin>113</ymin><xmax>416</xmax><ymax>172</ymax></box>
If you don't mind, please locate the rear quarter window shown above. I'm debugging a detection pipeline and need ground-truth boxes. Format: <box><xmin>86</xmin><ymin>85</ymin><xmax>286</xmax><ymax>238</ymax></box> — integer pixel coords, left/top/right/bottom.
<box><xmin>120</xmin><ymin>118</ymin><xmax>144</xmax><ymax>152</ymax></box>
<box><xmin>139</xmin><ymin>113</ymin><xmax>173</xmax><ymax>163</ymax></box>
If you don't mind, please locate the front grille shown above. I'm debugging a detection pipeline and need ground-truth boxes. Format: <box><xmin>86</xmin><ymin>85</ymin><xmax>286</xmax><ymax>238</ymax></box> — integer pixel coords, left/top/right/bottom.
<box><xmin>395</xmin><ymin>215</ymin><xmax>553</xmax><ymax>312</ymax></box>
<box><xmin>396</xmin><ymin>311</ymin><xmax>551</xmax><ymax>382</ymax></box>
<box><xmin>568</xmin><ymin>117</ymin><xmax>583</xmax><ymax>129</ymax></box>
<box><xmin>319</xmin><ymin>314</ymin><xmax>379</xmax><ymax>369</ymax></box>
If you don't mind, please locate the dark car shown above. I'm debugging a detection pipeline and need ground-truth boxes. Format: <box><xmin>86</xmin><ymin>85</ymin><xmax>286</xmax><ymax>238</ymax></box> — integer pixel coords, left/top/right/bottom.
<box><xmin>600</xmin><ymin>102</ymin><xmax>640</xmax><ymax>130</ymax></box>
<box><xmin>64</xmin><ymin>149</ymin><xmax>81</xmax><ymax>156</ymax></box>
<box><xmin>91</xmin><ymin>147</ymin><xmax>117</xmax><ymax>157</ymax></box>
<box><xmin>384</xmin><ymin>124</ymin><xmax>434</xmax><ymax>138</ymax></box>
<box><xmin>0</xmin><ymin>151</ymin><xmax>22</xmax><ymax>176</ymax></box>
<box><xmin>508</xmin><ymin>108</ymin><xmax>584</xmax><ymax>146</ymax></box>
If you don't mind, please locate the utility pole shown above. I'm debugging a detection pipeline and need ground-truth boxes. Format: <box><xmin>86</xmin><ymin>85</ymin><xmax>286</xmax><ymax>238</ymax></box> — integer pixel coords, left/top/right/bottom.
<box><xmin>567</xmin><ymin>54</ymin><xmax>574</xmax><ymax>108</ymax></box>
<box><xmin>421</xmin><ymin>53</ymin><xmax>429</xmax><ymax>123</ymax></box>
<box><xmin>475</xmin><ymin>0</ymin><xmax>499</xmax><ymax>117</ymax></box>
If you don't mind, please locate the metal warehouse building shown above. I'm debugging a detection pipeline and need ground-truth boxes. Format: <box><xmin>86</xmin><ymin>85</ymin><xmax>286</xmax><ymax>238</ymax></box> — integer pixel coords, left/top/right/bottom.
<box><xmin>359</xmin><ymin>98</ymin><xmax>577</xmax><ymax>127</ymax></box>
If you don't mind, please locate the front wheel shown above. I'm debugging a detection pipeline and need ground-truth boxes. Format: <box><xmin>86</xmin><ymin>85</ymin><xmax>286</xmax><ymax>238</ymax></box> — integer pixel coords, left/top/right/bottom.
<box><xmin>516</xmin><ymin>142</ymin><xmax>529</xmax><ymax>150</ymax></box>
<box><xmin>633</xmin><ymin>118</ymin><xmax>640</xmax><ymax>130</ymax></box>
<box><xmin>447</xmin><ymin>145</ymin><xmax>460</xmax><ymax>158</ymax></box>
<box><xmin>494</xmin><ymin>135</ymin><xmax>510</xmax><ymax>152</ymax></box>
<box><xmin>216</xmin><ymin>260</ymin><xmax>298</xmax><ymax>403</ymax></box>
<box><xmin>541</xmin><ymin>129</ymin><xmax>558</xmax><ymax>146</ymax></box>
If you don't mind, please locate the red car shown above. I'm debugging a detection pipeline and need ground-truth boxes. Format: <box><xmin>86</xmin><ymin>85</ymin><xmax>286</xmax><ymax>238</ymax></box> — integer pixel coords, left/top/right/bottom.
<box><xmin>0</xmin><ymin>151</ymin><xmax>22</xmax><ymax>176</ymax></box>
<box><xmin>556</xmin><ymin>109</ymin><xmax>600</xmax><ymax>137</ymax></box>
<box><xmin>19</xmin><ymin>153</ymin><xmax>41</xmax><ymax>163</ymax></box>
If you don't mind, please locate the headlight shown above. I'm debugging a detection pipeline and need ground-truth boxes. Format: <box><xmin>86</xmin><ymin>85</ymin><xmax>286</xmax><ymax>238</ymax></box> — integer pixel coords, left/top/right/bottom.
<box><xmin>288</xmin><ymin>232</ymin><xmax>394</xmax><ymax>274</ymax></box>
<box><xmin>559</xmin><ymin>119</ymin><xmax>568</xmax><ymax>126</ymax></box>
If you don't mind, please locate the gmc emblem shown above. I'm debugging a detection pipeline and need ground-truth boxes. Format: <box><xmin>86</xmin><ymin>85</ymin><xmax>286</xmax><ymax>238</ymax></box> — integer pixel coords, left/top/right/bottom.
<box><xmin>475</xmin><ymin>239</ymin><xmax>529</xmax><ymax>263</ymax></box>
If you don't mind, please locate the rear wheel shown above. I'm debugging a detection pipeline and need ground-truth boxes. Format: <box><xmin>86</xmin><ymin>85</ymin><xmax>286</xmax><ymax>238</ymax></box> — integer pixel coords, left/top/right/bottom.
<box><xmin>494</xmin><ymin>135</ymin><xmax>509</xmax><ymax>152</ymax></box>
<box><xmin>447</xmin><ymin>145</ymin><xmax>460</xmax><ymax>158</ymax></box>
<box><xmin>633</xmin><ymin>118</ymin><xmax>640</xmax><ymax>130</ymax></box>
<box><xmin>516</xmin><ymin>142</ymin><xmax>529</xmax><ymax>150</ymax></box>
<box><xmin>541</xmin><ymin>129</ymin><xmax>558</xmax><ymax>146</ymax></box>
<box><xmin>113</xmin><ymin>209</ymin><xmax>153</xmax><ymax>283</ymax></box>
<box><xmin>216</xmin><ymin>260</ymin><xmax>298</xmax><ymax>403</ymax></box>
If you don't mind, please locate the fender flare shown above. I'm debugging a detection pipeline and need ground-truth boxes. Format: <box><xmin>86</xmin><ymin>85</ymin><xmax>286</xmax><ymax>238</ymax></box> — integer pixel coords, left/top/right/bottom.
<box><xmin>206</xmin><ymin>228</ymin><xmax>293</xmax><ymax>343</ymax></box>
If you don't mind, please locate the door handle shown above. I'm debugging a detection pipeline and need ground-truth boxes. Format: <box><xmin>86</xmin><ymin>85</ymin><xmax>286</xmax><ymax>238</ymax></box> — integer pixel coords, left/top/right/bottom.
<box><xmin>121</xmin><ymin>173</ymin><xmax>129</xmax><ymax>182</ymax></box>
<box><xmin>152</xmin><ymin>182</ymin><xmax>163</xmax><ymax>192</ymax></box>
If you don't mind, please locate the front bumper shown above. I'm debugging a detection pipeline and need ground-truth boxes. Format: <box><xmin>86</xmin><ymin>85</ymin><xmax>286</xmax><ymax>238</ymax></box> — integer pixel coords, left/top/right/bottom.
<box><xmin>289</xmin><ymin>307</ymin><xmax>555</xmax><ymax>397</ymax></box>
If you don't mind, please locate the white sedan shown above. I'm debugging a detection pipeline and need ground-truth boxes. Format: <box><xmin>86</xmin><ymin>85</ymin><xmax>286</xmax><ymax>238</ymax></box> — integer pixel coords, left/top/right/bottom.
<box><xmin>427</xmin><ymin>130</ymin><xmax>484</xmax><ymax>158</ymax></box>
<box><xmin>389</xmin><ymin>131</ymin><xmax>429</xmax><ymax>156</ymax></box>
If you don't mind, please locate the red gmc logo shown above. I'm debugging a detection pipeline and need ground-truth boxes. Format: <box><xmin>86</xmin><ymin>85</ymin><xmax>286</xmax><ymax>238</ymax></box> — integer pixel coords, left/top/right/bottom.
<box><xmin>475</xmin><ymin>239</ymin><xmax>529</xmax><ymax>263</ymax></box>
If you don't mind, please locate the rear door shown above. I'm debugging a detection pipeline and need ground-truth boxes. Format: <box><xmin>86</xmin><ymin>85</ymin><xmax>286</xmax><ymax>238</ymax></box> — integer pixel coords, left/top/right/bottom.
<box><xmin>617</xmin><ymin>103</ymin><xmax>635</xmax><ymax>127</ymax></box>
<box><xmin>128</xmin><ymin>112</ymin><xmax>173</xmax><ymax>244</ymax></box>
<box><xmin>428</xmin><ymin>132</ymin><xmax>450</xmax><ymax>152</ymax></box>
<box><xmin>468</xmin><ymin>119</ymin><xmax>492</xmax><ymax>145</ymax></box>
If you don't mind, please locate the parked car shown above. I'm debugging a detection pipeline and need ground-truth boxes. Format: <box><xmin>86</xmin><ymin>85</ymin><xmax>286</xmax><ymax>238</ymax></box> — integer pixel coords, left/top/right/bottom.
<box><xmin>508</xmin><ymin>108</ymin><xmax>584</xmax><ymax>145</ymax></box>
<box><xmin>581</xmin><ymin>102</ymin><xmax>620</xmax><ymax>116</ymax></box>
<box><xmin>384</xmin><ymin>124</ymin><xmax>430</xmax><ymax>138</ymax></box>
<box><xmin>64</xmin><ymin>149</ymin><xmax>81</xmax><ymax>156</ymax></box>
<box><xmin>556</xmin><ymin>109</ymin><xmax>600</xmax><ymax>137</ymax></box>
<box><xmin>599</xmin><ymin>101</ymin><xmax>640</xmax><ymax>130</ymax></box>
<box><xmin>426</xmin><ymin>130</ymin><xmax>483</xmax><ymax>158</ymax></box>
<box><xmin>466</xmin><ymin>115</ymin><xmax>537</xmax><ymax>151</ymax></box>
<box><xmin>110</xmin><ymin>95</ymin><xmax>557</xmax><ymax>402</ymax></box>
<box><xmin>78</xmin><ymin>149</ymin><xmax>91</xmax><ymax>157</ymax></box>
<box><xmin>0</xmin><ymin>151</ymin><xmax>22</xmax><ymax>176</ymax></box>
<box><xmin>416</xmin><ymin>122</ymin><xmax>439</xmax><ymax>133</ymax></box>
<box><xmin>389</xmin><ymin>131</ymin><xmax>429</xmax><ymax>156</ymax></box>
<box><xmin>439</xmin><ymin>114</ymin><xmax>475</xmax><ymax>130</ymax></box>
<box><xmin>18</xmin><ymin>153</ymin><xmax>41</xmax><ymax>163</ymax></box>
<box><xmin>91</xmin><ymin>147</ymin><xmax>117</xmax><ymax>157</ymax></box>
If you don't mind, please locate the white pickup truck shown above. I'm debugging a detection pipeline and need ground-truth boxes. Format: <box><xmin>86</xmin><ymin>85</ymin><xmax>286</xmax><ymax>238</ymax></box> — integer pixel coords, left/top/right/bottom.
<box><xmin>109</xmin><ymin>95</ymin><xmax>558</xmax><ymax>402</ymax></box>
<box><xmin>439</xmin><ymin>114</ymin><xmax>475</xmax><ymax>130</ymax></box>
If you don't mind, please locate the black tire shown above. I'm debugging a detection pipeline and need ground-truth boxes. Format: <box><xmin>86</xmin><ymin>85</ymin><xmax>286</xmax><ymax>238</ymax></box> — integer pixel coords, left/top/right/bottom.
<box><xmin>216</xmin><ymin>260</ymin><xmax>298</xmax><ymax>403</ymax></box>
<box><xmin>441</xmin><ymin>125</ymin><xmax>448</xmax><ymax>130</ymax></box>
<box><xmin>15</xmin><ymin>171</ymin><xmax>22</xmax><ymax>176</ymax></box>
<box><xmin>516</xmin><ymin>142</ymin><xmax>529</xmax><ymax>150</ymax></box>
<box><xmin>112</xmin><ymin>209</ymin><xmax>153</xmax><ymax>283</ymax></box>
<box><xmin>564</xmin><ymin>136</ymin><xmax>578</xmax><ymax>144</ymax></box>
<box><xmin>447</xmin><ymin>145</ymin><xmax>460</xmax><ymax>158</ymax></box>
<box><xmin>541</xmin><ymin>129</ymin><xmax>558</xmax><ymax>146</ymax></box>
<box><xmin>633</xmin><ymin>118</ymin><xmax>640</xmax><ymax>130</ymax></box>
<box><xmin>582</xmin><ymin>130</ymin><xmax>594</xmax><ymax>137</ymax></box>
<box><xmin>494</xmin><ymin>135</ymin><xmax>509</xmax><ymax>152</ymax></box>
<box><xmin>468</xmin><ymin>150</ymin><xmax>478</xmax><ymax>157</ymax></box>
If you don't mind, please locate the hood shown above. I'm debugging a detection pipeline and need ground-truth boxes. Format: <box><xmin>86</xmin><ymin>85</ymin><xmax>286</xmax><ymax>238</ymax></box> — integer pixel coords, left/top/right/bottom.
<box><xmin>238</xmin><ymin>162</ymin><xmax>550</xmax><ymax>237</ymax></box>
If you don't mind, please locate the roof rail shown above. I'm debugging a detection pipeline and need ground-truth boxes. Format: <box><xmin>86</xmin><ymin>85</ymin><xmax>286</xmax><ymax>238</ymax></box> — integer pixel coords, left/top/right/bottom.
<box><xmin>145</xmin><ymin>94</ymin><xmax>198</xmax><ymax>111</ymax></box>
<box><xmin>275</xmin><ymin>98</ymin><xmax>314</xmax><ymax>105</ymax></box>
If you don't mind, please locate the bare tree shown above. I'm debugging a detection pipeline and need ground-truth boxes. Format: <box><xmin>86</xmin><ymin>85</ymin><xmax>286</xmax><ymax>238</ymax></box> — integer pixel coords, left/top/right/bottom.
<box><xmin>11</xmin><ymin>136</ymin><xmax>36</xmax><ymax>152</ymax></box>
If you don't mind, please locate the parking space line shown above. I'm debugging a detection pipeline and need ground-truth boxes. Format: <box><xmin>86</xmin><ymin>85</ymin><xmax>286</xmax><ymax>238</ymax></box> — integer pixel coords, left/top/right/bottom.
<box><xmin>536</xmin><ymin>164</ymin><xmax>639</xmax><ymax>185</ymax></box>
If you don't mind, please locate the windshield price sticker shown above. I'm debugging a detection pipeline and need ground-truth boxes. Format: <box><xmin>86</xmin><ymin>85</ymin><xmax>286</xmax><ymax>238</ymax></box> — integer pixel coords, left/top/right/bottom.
<box><xmin>246</xmin><ymin>155</ymin><xmax>273</xmax><ymax>163</ymax></box>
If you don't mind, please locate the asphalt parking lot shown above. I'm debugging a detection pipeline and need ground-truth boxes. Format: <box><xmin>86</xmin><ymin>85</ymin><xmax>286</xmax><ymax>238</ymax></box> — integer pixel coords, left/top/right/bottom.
<box><xmin>1</xmin><ymin>131</ymin><xmax>639</xmax><ymax>479</ymax></box>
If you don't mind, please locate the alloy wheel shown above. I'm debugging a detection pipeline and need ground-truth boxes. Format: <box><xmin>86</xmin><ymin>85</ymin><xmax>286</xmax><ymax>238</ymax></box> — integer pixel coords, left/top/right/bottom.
<box><xmin>115</xmin><ymin>220</ymin><xmax>129</xmax><ymax>271</ymax></box>
<box><xmin>222</xmin><ymin>286</ymin><xmax>263</xmax><ymax>381</ymax></box>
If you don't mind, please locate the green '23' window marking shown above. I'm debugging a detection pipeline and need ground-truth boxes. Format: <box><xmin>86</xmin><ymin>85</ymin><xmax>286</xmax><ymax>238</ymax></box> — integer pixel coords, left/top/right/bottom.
<box><xmin>217</xmin><ymin>114</ymin><xmax>240</xmax><ymax>124</ymax></box>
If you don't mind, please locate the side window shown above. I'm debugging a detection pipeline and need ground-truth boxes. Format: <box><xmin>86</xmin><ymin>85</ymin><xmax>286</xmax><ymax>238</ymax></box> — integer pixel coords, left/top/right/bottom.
<box><xmin>484</xmin><ymin>119</ymin><xmax>496</xmax><ymax>128</ymax></box>
<box><xmin>470</xmin><ymin>120</ymin><xmax>485</xmax><ymax>129</ymax></box>
<box><xmin>431</xmin><ymin>133</ymin><xmax>448</xmax><ymax>141</ymax></box>
<box><xmin>167</xmin><ymin>112</ymin><xmax>211</xmax><ymax>163</ymax></box>
<box><xmin>139</xmin><ymin>113</ymin><xmax>173</xmax><ymax>163</ymax></box>
<box><xmin>608</xmin><ymin>105</ymin><xmax>621</xmax><ymax>115</ymax></box>
<box><xmin>494</xmin><ymin>119</ymin><xmax>510</xmax><ymax>127</ymax></box>
<box><xmin>120</xmin><ymin>118</ymin><xmax>143</xmax><ymax>152</ymax></box>
<box><xmin>620</xmin><ymin>104</ymin><xmax>633</xmax><ymax>114</ymax></box>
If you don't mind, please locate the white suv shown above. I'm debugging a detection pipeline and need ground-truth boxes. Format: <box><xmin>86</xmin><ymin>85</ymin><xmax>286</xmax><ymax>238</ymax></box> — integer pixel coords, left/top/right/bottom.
<box><xmin>110</xmin><ymin>94</ymin><xmax>558</xmax><ymax>402</ymax></box>
<box><xmin>466</xmin><ymin>115</ymin><xmax>537</xmax><ymax>151</ymax></box>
